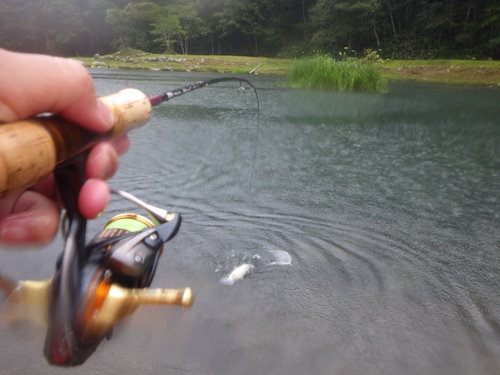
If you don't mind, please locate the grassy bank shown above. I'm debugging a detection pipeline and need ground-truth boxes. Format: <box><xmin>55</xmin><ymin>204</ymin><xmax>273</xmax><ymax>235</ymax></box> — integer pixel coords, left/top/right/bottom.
<box><xmin>77</xmin><ymin>49</ymin><xmax>292</xmax><ymax>75</ymax></box>
<box><xmin>379</xmin><ymin>59</ymin><xmax>500</xmax><ymax>87</ymax></box>
<box><xmin>75</xmin><ymin>50</ymin><xmax>500</xmax><ymax>87</ymax></box>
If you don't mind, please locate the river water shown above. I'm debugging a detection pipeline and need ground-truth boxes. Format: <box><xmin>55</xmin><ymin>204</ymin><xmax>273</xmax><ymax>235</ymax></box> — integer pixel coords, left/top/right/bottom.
<box><xmin>1</xmin><ymin>70</ymin><xmax>500</xmax><ymax>375</ymax></box>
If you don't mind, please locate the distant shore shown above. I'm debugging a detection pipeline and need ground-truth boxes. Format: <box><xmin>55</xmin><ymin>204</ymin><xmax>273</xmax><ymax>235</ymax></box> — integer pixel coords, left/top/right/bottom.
<box><xmin>74</xmin><ymin>50</ymin><xmax>500</xmax><ymax>87</ymax></box>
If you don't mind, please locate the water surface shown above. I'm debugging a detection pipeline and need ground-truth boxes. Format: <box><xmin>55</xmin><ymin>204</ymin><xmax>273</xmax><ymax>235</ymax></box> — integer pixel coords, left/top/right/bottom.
<box><xmin>1</xmin><ymin>70</ymin><xmax>499</xmax><ymax>375</ymax></box>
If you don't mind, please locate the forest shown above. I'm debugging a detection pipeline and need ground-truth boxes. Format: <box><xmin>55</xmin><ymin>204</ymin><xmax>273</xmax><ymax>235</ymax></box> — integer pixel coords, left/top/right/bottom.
<box><xmin>0</xmin><ymin>0</ymin><xmax>499</xmax><ymax>60</ymax></box>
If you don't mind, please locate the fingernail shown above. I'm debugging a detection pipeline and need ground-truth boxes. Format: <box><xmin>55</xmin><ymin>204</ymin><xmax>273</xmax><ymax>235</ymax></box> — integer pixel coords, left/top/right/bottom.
<box><xmin>97</xmin><ymin>100</ymin><xmax>115</xmax><ymax>131</ymax></box>
<box><xmin>96</xmin><ymin>144</ymin><xmax>119</xmax><ymax>180</ymax></box>
<box><xmin>0</xmin><ymin>215</ymin><xmax>25</xmax><ymax>242</ymax></box>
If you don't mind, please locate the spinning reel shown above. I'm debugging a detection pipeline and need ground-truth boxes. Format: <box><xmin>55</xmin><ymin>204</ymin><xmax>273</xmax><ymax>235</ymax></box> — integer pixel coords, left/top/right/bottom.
<box><xmin>1</xmin><ymin>154</ymin><xmax>193</xmax><ymax>366</ymax></box>
<box><xmin>0</xmin><ymin>76</ymin><xmax>258</xmax><ymax>366</ymax></box>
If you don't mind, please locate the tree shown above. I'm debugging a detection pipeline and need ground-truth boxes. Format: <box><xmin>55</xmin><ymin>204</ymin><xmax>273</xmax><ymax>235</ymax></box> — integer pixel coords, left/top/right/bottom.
<box><xmin>105</xmin><ymin>7</ymin><xmax>130</xmax><ymax>49</ymax></box>
<box><xmin>176</xmin><ymin>3</ymin><xmax>207</xmax><ymax>55</ymax></box>
<box><xmin>0</xmin><ymin>0</ymin><xmax>498</xmax><ymax>58</ymax></box>
<box><xmin>0</xmin><ymin>1</ymin><xmax>26</xmax><ymax>52</ymax></box>
<box><xmin>211</xmin><ymin>0</ymin><xmax>275</xmax><ymax>55</ymax></box>
<box><xmin>416</xmin><ymin>0</ymin><xmax>460</xmax><ymax>53</ymax></box>
<box><xmin>481</xmin><ymin>0</ymin><xmax>500</xmax><ymax>57</ymax></box>
<box><xmin>309</xmin><ymin>0</ymin><xmax>382</xmax><ymax>55</ymax></box>
<box><xmin>40</xmin><ymin>0</ymin><xmax>86</xmax><ymax>55</ymax></box>
<box><xmin>151</xmin><ymin>12</ymin><xmax>181</xmax><ymax>53</ymax></box>
<box><xmin>81</xmin><ymin>0</ymin><xmax>118</xmax><ymax>55</ymax></box>
<box><xmin>0</xmin><ymin>0</ymin><xmax>85</xmax><ymax>55</ymax></box>
<box><xmin>105</xmin><ymin>2</ymin><xmax>162</xmax><ymax>51</ymax></box>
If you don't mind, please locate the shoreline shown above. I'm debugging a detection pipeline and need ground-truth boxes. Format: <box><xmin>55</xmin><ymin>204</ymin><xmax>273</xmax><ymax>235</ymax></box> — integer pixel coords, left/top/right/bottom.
<box><xmin>74</xmin><ymin>52</ymin><xmax>500</xmax><ymax>88</ymax></box>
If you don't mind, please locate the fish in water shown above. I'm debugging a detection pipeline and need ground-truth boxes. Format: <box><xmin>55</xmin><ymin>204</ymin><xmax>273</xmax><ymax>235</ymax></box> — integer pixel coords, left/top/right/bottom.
<box><xmin>220</xmin><ymin>263</ymin><xmax>254</xmax><ymax>286</ymax></box>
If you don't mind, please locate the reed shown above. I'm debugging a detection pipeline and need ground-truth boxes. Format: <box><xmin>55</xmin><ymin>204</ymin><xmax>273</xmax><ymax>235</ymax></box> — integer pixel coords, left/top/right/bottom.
<box><xmin>290</xmin><ymin>55</ymin><xmax>384</xmax><ymax>92</ymax></box>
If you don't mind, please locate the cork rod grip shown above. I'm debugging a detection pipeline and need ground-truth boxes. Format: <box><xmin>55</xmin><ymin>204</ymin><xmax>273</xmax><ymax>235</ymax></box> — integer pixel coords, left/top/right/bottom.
<box><xmin>0</xmin><ymin>89</ymin><xmax>152</xmax><ymax>198</ymax></box>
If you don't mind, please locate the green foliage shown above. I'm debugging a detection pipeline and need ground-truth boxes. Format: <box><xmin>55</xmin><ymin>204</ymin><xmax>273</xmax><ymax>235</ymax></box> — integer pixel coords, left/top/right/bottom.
<box><xmin>105</xmin><ymin>2</ymin><xmax>161</xmax><ymax>52</ymax></box>
<box><xmin>0</xmin><ymin>0</ymin><xmax>499</xmax><ymax>59</ymax></box>
<box><xmin>0</xmin><ymin>0</ymin><xmax>85</xmax><ymax>55</ymax></box>
<box><xmin>151</xmin><ymin>11</ymin><xmax>181</xmax><ymax>53</ymax></box>
<box><xmin>290</xmin><ymin>55</ymin><xmax>385</xmax><ymax>92</ymax></box>
<box><xmin>176</xmin><ymin>3</ymin><xmax>206</xmax><ymax>55</ymax></box>
<box><xmin>309</xmin><ymin>0</ymin><xmax>382</xmax><ymax>54</ymax></box>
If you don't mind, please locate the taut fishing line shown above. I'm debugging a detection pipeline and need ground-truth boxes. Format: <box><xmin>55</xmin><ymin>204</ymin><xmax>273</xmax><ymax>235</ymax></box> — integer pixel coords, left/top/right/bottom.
<box><xmin>0</xmin><ymin>74</ymin><xmax>260</xmax><ymax>367</ymax></box>
<box><xmin>0</xmin><ymin>274</ymin><xmax>17</xmax><ymax>318</ymax></box>
<box><xmin>159</xmin><ymin>77</ymin><xmax>260</xmax><ymax>211</ymax></box>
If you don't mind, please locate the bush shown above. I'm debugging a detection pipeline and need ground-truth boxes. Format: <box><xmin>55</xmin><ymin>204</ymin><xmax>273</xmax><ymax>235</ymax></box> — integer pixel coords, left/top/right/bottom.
<box><xmin>290</xmin><ymin>55</ymin><xmax>385</xmax><ymax>92</ymax></box>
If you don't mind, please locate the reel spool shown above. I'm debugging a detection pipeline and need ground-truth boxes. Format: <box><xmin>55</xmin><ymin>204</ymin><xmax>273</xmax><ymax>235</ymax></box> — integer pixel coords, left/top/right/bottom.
<box><xmin>92</xmin><ymin>212</ymin><xmax>163</xmax><ymax>288</ymax></box>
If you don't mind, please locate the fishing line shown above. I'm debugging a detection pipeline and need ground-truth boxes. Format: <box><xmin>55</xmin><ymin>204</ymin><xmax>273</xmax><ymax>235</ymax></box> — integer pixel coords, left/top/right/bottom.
<box><xmin>156</xmin><ymin>77</ymin><xmax>260</xmax><ymax>211</ymax></box>
<box><xmin>0</xmin><ymin>76</ymin><xmax>260</xmax><ymax>366</ymax></box>
<box><xmin>249</xmin><ymin>86</ymin><xmax>260</xmax><ymax>188</ymax></box>
<box><xmin>0</xmin><ymin>275</ymin><xmax>16</xmax><ymax>306</ymax></box>
<box><xmin>0</xmin><ymin>274</ymin><xmax>23</xmax><ymax>322</ymax></box>
<box><xmin>0</xmin><ymin>291</ymin><xmax>17</xmax><ymax>322</ymax></box>
<box><xmin>172</xmin><ymin>117</ymin><xmax>230</xmax><ymax>212</ymax></box>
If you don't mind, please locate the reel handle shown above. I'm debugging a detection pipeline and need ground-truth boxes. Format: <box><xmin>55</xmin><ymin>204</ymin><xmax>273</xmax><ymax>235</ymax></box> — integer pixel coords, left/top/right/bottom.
<box><xmin>109</xmin><ymin>285</ymin><xmax>194</xmax><ymax>309</ymax></box>
<box><xmin>0</xmin><ymin>88</ymin><xmax>151</xmax><ymax>198</ymax></box>
<box><xmin>77</xmin><ymin>282</ymin><xmax>193</xmax><ymax>345</ymax></box>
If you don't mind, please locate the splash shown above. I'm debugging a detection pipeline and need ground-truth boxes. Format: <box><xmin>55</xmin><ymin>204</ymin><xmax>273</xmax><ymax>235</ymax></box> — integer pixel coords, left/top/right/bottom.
<box><xmin>217</xmin><ymin>248</ymin><xmax>292</xmax><ymax>286</ymax></box>
<box><xmin>267</xmin><ymin>249</ymin><xmax>292</xmax><ymax>266</ymax></box>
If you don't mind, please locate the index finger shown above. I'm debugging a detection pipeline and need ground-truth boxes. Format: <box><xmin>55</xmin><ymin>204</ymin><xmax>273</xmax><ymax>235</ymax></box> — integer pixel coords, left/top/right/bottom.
<box><xmin>0</xmin><ymin>49</ymin><xmax>114</xmax><ymax>133</ymax></box>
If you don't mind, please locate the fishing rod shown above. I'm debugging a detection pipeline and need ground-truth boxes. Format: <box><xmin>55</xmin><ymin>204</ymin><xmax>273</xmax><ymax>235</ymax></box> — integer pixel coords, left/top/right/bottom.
<box><xmin>0</xmin><ymin>76</ymin><xmax>258</xmax><ymax>198</ymax></box>
<box><xmin>0</xmin><ymin>76</ymin><xmax>259</xmax><ymax>366</ymax></box>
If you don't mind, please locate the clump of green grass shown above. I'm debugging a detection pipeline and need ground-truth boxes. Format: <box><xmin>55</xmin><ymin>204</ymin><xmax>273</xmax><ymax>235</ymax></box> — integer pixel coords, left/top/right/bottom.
<box><xmin>290</xmin><ymin>55</ymin><xmax>385</xmax><ymax>92</ymax></box>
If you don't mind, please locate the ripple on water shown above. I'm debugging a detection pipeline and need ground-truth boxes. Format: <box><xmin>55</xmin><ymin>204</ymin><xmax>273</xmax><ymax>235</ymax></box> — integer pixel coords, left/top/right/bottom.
<box><xmin>3</xmin><ymin>75</ymin><xmax>496</xmax><ymax>374</ymax></box>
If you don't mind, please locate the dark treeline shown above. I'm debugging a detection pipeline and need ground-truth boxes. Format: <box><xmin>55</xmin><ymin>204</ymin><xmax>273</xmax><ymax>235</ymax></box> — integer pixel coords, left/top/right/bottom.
<box><xmin>0</xmin><ymin>0</ymin><xmax>499</xmax><ymax>59</ymax></box>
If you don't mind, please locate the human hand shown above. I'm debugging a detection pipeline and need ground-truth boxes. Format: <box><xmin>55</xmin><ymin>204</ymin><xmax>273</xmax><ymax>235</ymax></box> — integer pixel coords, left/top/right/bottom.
<box><xmin>0</xmin><ymin>49</ymin><xmax>130</xmax><ymax>245</ymax></box>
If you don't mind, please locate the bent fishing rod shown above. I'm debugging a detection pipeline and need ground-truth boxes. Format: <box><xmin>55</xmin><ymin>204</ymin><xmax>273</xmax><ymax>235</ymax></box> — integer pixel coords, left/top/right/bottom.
<box><xmin>0</xmin><ymin>76</ymin><xmax>259</xmax><ymax>366</ymax></box>
<box><xmin>0</xmin><ymin>76</ymin><xmax>258</xmax><ymax>198</ymax></box>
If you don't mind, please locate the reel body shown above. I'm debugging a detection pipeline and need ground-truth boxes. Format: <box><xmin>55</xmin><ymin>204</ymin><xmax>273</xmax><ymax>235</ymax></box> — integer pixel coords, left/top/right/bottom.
<box><xmin>43</xmin><ymin>202</ymin><xmax>190</xmax><ymax>366</ymax></box>
<box><xmin>0</xmin><ymin>153</ymin><xmax>194</xmax><ymax>366</ymax></box>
